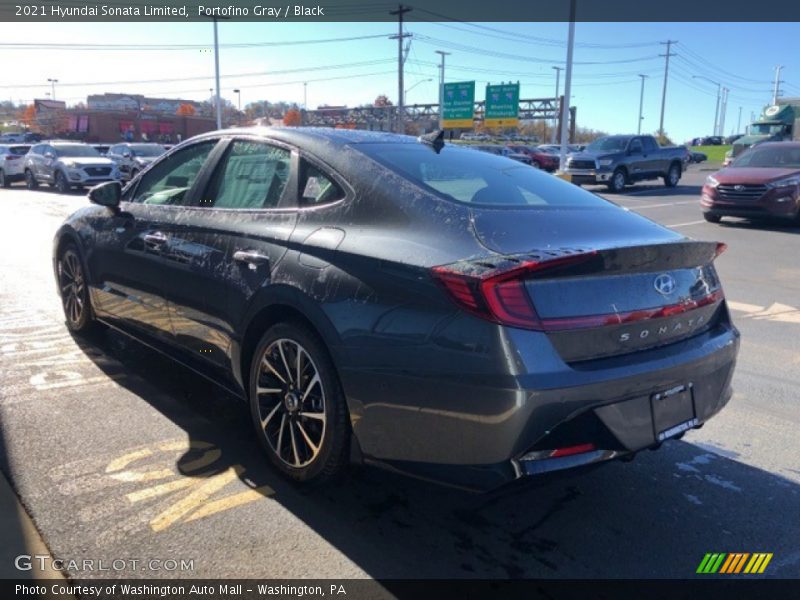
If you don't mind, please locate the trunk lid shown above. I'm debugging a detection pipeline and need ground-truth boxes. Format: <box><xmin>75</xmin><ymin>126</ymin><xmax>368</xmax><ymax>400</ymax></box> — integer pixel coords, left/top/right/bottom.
<box><xmin>457</xmin><ymin>207</ymin><xmax>726</xmax><ymax>362</ymax></box>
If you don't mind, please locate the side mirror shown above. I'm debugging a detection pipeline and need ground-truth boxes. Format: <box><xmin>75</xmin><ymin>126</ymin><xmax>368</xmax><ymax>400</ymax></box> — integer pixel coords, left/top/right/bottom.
<box><xmin>89</xmin><ymin>181</ymin><xmax>122</xmax><ymax>208</ymax></box>
<box><xmin>44</xmin><ymin>151</ymin><xmax>55</xmax><ymax>159</ymax></box>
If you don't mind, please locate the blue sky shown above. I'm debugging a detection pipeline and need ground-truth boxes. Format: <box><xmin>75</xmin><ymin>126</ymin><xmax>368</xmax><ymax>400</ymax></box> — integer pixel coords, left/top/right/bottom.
<box><xmin>2</xmin><ymin>20</ymin><xmax>798</xmax><ymax>142</ymax></box>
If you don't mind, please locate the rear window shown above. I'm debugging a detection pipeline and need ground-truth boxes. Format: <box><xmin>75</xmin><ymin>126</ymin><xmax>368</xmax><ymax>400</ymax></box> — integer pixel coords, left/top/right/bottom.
<box><xmin>9</xmin><ymin>146</ymin><xmax>30</xmax><ymax>155</ymax></box>
<box><xmin>358</xmin><ymin>143</ymin><xmax>612</xmax><ymax>208</ymax></box>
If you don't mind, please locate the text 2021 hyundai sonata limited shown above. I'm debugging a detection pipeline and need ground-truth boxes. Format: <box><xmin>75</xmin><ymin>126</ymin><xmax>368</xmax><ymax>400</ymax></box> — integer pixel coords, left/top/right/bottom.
<box><xmin>52</xmin><ymin>128</ymin><xmax>739</xmax><ymax>491</ymax></box>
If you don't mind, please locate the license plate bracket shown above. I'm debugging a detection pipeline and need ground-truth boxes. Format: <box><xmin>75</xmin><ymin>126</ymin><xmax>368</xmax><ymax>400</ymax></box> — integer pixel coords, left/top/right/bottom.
<box><xmin>651</xmin><ymin>383</ymin><xmax>697</xmax><ymax>442</ymax></box>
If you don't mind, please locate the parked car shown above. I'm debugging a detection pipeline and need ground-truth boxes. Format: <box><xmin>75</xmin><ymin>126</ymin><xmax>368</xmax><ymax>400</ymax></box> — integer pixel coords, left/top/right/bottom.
<box><xmin>472</xmin><ymin>144</ymin><xmax>532</xmax><ymax>165</ymax></box>
<box><xmin>52</xmin><ymin>128</ymin><xmax>738</xmax><ymax>490</ymax></box>
<box><xmin>0</xmin><ymin>132</ymin><xmax>26</xmax><ymax>143</ymax></box>
<box><xmin>700</xmin><ymin>136</ymin><xmax>724</xmax><ymax>146</ymax></box>
<box><xmin>565</xmin><ymin>135</ymin><xmax>687</xmax><ymax>192</ymax></box>
<box><xmin>106</xmin><ymin>143</ymin><xmax>167</xmax><ymax>181</ymax></box>
<box><xmin>691</xmin><ymin>151</ymin><xmax>708</xmax><ymax>164</ymax></box>
<box><xmin>507</xmin><ymin>144</ymin><xmax>559</xmax><ymax>171</ymax></box>
<box><xmin>24</xmin><ymin>142</ymin><xmax>121</xmax><ymax>193</ymax></box>
<box><xmin>0</xmin><ymin>144</ymin><xmax>31</xmax><ymax>187</ymax></box>
<box><xmin>23</xmin><ymin>132</ymin><xmax>43</xmax><ymax>143</ymax></box>
<box><xmin>92</xmin><ymin>144</ymin><xmax>111</xmax><ymax>156</ymax></box>
<box><xmin>701</xmin><ymin>141</ymin><xmax>800</xmax><ymax>223</ymax></box>
<box><xmin>725</xmin><ymin>134</ymin><xmax>744</xmax><ymax>145</ymax></box>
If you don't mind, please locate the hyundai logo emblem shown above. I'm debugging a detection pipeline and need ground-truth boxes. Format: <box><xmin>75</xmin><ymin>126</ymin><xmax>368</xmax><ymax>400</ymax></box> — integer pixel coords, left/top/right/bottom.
<box><xmin>734</xmin><ymin>184</ymin><xmax>745</xmax><ymax>191</ymax></box>
<box><xmin>654</xmin><ymin>273</ymin><xmax>676</xmax><ymax>296</ymax></box>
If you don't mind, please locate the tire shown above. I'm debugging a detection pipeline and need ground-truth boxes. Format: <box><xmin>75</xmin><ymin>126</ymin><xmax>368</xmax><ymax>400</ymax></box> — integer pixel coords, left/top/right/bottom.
<box><xmin>607</xmin><ymin>168</ymin><xmax>626</xmax><ymax>193</ymax></box>
<box><xmin>55</xmin><ymin>171</ymin><xmax>70</xmax><ymax>194</ymax></box>
<box><xmin>664</xmin><ymin>163</ymin><xmax>681</xmax><ymax>188</ymax></box>
<box><xmin>57</xmin><ymin>244</ymin><xmax>97</xmax><ymax>333</ymax></box>
<box><xmin>703</xmin><ymin>213</ymin><xmax>721</xmax><ymax>223</ymax></box>
<box><xmin>0</xmin><ymin>169</ymin><xmax>7</xmax><ymax>188</ymax></box>
<box><xmin>25</xmin><ymin>169</ymin><xmax>38</xmax><ymax>190</ymax></box>
<box><xmin>249</xmin><ymin>321</ymin><xmax>349</xmax><ymax>484</ymax></box>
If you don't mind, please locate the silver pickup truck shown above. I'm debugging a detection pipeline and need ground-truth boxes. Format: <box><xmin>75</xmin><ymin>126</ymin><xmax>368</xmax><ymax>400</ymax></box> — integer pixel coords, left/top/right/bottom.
<box><xmin>565</xmin><ymin>135</ymin><xmax>689</xmax><ymax>193</ymax></box>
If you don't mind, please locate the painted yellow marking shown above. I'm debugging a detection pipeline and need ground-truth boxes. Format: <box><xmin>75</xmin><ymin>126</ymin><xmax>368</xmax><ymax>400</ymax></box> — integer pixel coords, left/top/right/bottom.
<box><xmin>126</xmin><ymin>478</ymin><xmax>197</xmax><ymax>503</ymax></box>
<box><xmin>149</xmin><ymin>466</ymin><xmax>242</xmax><ymax>532</ymax></box>
<box><xmin>106</xmin><ymin>448</ymin><xmax>154</xmax><ymax>473</ymax></box>
<box><xmin>111</xmin><ymin>468</ymin><xmax>174</xmax><ymax>483</ymax></box>
<box><xmin>744</xmin><ymin>554</ymin><xmax>759</xmax><ymax>573</ymax></box>
<box><xmin>184</xmin><ymin>486</ymin><xmax>274</xmax><ymax>523</ymax></box>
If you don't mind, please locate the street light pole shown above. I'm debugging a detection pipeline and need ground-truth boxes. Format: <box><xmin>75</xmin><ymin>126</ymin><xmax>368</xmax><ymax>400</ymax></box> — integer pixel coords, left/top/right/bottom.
<box><xmin>303</xmin><ymin>82</ymin><xmax>307</xmax><ymax>110</ymax></box>
<box><xmin>212</xmin><ymin>17</ymin><xmax>222</xmax><ymax>129</ymax></box>
<box><xmin>47</xmin><ymin>78</ymin><xmax>58</xmax><ymax>101</ymax></box>
<box><xmin>558</xmin><ymin>0</ymin><xmax>575</xmax><ymax>172</ymax></box>
<box><xmin>435</xmin><ymin>50</ymin><xmax>450</xmax><ymax>129</ymax></box>
<box><xmin>737</xmin><ymin>106</ymin><xmax>742</xmax><ymax>135</ymax></box>
<box><xmin>637</xmin><ymin>74</ymin><xmax>648</xmax><ymax>135</ymax></box>
<box><xmin>719</xmin><ymin>87</ymin><xmax>729</xmax><ymax>136</ymax></box>
<box><xmin>658</xmin><ymin>40</ymin><xmax>677</xmax><ymax>140</ymax></box>
<box><xmin>551</xmin><ymin>66</ymin><xmax>562</xmax><ymax>143</ymax></box>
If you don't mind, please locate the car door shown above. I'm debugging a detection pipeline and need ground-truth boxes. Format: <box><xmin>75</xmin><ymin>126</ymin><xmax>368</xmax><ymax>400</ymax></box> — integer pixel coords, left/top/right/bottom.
<box><xmin>158</xmin><ymin>137</ymin><xmax>298</xmax><ymax>373</ymax></box>
<box><xmin>626</xmin><ymin>137</ymin><xmax>647</xmax><ymax>179</ymax></box>
<box><xmin>88</xmin><ymin>138</ymin><xmax>223</xmax><ymax>342</ymax></box>
<box><xmin>641</xmin><ymin>136</ymin><xmax>662</xmax><ymax>176</ymax></box>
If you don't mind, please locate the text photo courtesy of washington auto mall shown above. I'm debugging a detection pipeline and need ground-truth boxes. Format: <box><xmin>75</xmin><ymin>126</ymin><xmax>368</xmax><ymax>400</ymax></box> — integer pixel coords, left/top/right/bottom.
<box><xmin>0</xmin><ymin>0</ymin><xmax>799</xmax><ymax>599</ymax></box>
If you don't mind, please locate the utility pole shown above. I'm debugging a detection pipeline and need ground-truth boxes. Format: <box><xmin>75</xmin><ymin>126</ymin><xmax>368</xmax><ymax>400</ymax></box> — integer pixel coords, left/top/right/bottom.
<box><xmin>637</xmin><ymin>74</ymin><xmax>648</xmax><ymax>134</ymax></box>
<box><xmin>212</xmin><ymin>17</ymin><xmax>222</xmax><ymax>129</ymax></box>
<box><xmin>772</xmin><ymin>65</ymin><xmax>784</xmax><ymax>105</ymax></box>
<box><xmin>719</xmin><ymin>87</ymin><xmax>728</xmax><ymax>137</ymax></box>
<box><xmin>551</xmin><ymin>66</ymin><xmax>562</xmax><ymax>143</ymax></box>
<box><xmin>658</xmin><ymin>40</ymin><xmax>677</xmax><ymax>140</ymax></box>
<box><xmin>435</xmin><ymin>50</ymin><xmax>450</xmax><ymax>129</ymax></box>
<box><xmin>737</xmin><ymin>106</ymin><xmax>742</xmax><ymax>135</ymax></box>
<box><xmin>558</xmin><ymin>0</ymin><xmax>576</xmax><ymax>171</ymax></box>
<box><xmin>303</xmin><ymin>82</ymin><xmax>307</xmax><ymax>110</ymax></box>
<box><xmin>390</xmin><ymin>4</ymin><xmax>412</xmax><ymax>134</ymax></box>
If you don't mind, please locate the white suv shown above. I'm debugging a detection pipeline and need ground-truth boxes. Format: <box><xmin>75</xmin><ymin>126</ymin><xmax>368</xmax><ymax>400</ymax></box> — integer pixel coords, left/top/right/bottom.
<box><xmin>0</xmin><ymin>144</ymin><xmax>31</xmax><ymax>187</ymax></box>
<box><xmin>24</xmin><ymin>142</ymin><xmax>121</xmax><ymax>193</ymax></box>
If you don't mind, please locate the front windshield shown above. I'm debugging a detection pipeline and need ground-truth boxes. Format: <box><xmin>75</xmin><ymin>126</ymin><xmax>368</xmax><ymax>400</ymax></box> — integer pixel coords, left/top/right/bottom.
<box><xmin>732</xmin><ymin>145</ymin><xmax>800</xmax><ymax>168</ymax></box>
<box><xmin>750</xmin><ymin>123</ymin><xmax>785</xmax><ymax>136</ymax></box>
<box><xmin>130</xmin><ymin>144</ymin><xmax>165</xmax><ymax>157</ymax></box>
<box><xmin>586</xmin><ymin>137</ymin><xmax>628</xmax><ymax>152</ymax></box>
<box><xmin>55</xmin><ymin>145</ymin><xmax>100</xmax><ymax>157</ymax></box>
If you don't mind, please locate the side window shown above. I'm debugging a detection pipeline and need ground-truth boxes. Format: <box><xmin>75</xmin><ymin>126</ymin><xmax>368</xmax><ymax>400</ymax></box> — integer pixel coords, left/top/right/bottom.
<box><xmin>642</xmin><ymin>137</ymin><xmax>657</xmax><ymax>152</ymax></box>
<box><xmin>299</xmin><ymin>160</ymin><xmax>345</xmax><ymax>207</ymax></box>
<box><xmin>132</xmin><ymin>141</ymin><xmax>216</xmax><ymax>206</ymax></box>
<box><xmin>629</xmin><ymin>139</ymin><xmax>643</xmax><ymax>154</ymax></box>
<box><xmin>206</xmin><ymin>141</ymin><xmax>291</xmax><ymax>209</ymax></box>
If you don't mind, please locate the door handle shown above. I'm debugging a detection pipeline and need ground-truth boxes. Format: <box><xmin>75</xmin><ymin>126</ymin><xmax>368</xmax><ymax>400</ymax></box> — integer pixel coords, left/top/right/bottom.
<box><xmin>233</xmin><ymin>250</ymin><xmax>270</xmax><ymax>266</ymax></box>
<box><xmin>143</xmin><ymin>232</ymin><xmax>168</xmax><ymax>245</ymax></box>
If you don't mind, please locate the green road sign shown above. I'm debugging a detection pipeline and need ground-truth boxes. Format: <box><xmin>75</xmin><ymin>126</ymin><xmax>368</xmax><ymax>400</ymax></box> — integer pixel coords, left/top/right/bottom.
<box><xmin>485</xmin><ymin>83</ymin><xmax>520</xmax><ymax>127</ymax></box>
<box><xmin>442</xmin><ymin>81</ymin><xmax>475</xmax><ymax>128</ymax></box>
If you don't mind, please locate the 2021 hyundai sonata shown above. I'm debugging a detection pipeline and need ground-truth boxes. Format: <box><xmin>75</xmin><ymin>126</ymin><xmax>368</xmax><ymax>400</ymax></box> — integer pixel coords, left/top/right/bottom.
<box><xmin>52</xmin><ymin>128</ymin><xmax>739</xmax><ymax>491</ymax></box>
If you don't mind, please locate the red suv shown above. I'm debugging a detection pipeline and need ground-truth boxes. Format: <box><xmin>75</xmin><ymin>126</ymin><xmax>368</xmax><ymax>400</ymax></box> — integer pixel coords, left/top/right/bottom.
<box><xmin>701</xmin><ymin>142</ymin><xmax>800</xmax><ymax>223</ymax></box>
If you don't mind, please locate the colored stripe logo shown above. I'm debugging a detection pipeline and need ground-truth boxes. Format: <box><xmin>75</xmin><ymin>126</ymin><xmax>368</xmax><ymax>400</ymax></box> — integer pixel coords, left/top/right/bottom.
<box><xmin>697</xmin><ymin>553</ymin><xmax>772</xmax><ymax>574</ymax></box>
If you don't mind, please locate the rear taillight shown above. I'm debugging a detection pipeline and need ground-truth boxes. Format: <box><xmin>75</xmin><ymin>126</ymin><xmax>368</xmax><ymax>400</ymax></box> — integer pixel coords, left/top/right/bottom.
<box><xmin>431</xmin><ymin>252</ymin><xmax>597</xmax><ymax>331</ymax></box>
<box><xmin>432</xmin><ymin>251</ymin><xmax>725</xmax><ymax>332</ymax></box>
<box><xmin>715</xmin><ymin>242</ymin><xmax>727</xmax><ymax>257</ymax></box>
<box><xmin>4</xmin><ymin>155</ymin><xmax>18</xmax><ymax>161</ymax></box>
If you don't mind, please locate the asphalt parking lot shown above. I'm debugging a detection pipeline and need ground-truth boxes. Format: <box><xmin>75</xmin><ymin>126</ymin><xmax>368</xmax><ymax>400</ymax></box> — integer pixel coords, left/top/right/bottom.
<box><xmin>0</xmin><ymin>165</ymin><xmax>798</xmax><ymax>581</ymax></box>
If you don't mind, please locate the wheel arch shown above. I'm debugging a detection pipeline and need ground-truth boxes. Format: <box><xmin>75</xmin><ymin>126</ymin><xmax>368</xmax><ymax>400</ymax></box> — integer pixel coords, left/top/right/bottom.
<box><xmin>235</xmin><ymin>285</ymin><xmax>345</xmax><ymax>398</ymax></box>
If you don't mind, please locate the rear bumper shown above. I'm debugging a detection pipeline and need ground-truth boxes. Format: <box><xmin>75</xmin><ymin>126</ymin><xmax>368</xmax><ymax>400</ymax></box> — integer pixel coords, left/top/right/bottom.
<box><xmin>342</xmin><ymin>316</ymin><xmax>740</xmax><ymax>492</ymax></box>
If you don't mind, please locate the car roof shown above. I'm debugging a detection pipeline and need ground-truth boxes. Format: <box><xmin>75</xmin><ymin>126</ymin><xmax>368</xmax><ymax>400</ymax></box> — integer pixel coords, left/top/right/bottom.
<box><xmin>193</xmin><ymin>126</ymin><xmax>419</xmax><ymax>149</ymax></box>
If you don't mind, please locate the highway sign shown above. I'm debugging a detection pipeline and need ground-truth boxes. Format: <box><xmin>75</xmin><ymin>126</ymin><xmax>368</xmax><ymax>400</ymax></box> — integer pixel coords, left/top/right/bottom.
<box><xmin>485</xmin><ymin>83</ymin><xmax>520</xmax><ymax>127</ymax></box>
<box><xmin>442</xmin><ymin>81</ymin><xmax>475</xmax><ymax>128</ymax></box>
